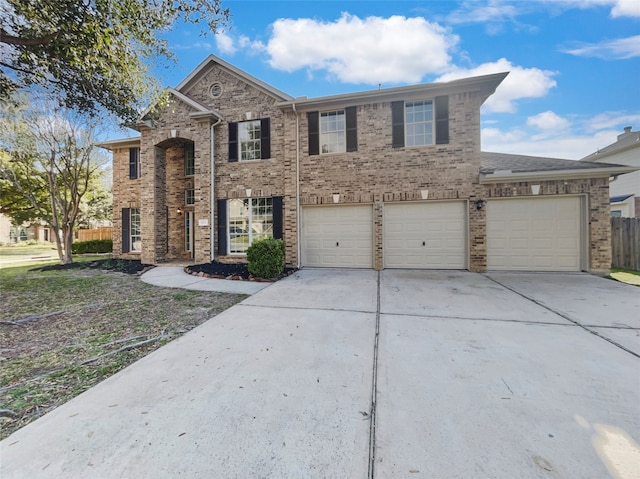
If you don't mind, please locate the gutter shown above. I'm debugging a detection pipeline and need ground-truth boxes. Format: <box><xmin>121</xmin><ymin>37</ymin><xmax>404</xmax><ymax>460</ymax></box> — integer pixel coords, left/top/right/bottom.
<box><xmin>210</xmin><ymin>117</ymin><xmax>223</xmax><ymax>262</ymax></box>
<box><xmin>292</xmin><ymin>103</ymin><xmax>301</xmax><ymax>269</ymax></box>
<box><xmin>479</xmin><ymin>165</ymin><xmax>639</xmax><ymax>184</ymax></box>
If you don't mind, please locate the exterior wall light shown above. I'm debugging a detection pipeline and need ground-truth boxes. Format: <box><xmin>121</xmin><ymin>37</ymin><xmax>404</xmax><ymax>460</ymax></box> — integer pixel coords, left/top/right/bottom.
<box><xmin>475</xmin><ymin>199</ymin><xmax>485</xmax><ymax>210</ymax></box>
<box><xmin>177</xmin><ymin>208</ymin><xmax>183</xmax><ymax>215</ymax></box>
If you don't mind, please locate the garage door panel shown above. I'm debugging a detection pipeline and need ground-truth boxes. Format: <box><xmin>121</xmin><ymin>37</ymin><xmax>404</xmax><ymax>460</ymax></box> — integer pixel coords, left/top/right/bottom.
<box><xmin>487</xmin><ymin>197</ymin><xmax>581</xmax><ymax>272</ymax></box>
<box><xmin>384</xmin><ymin>202</ymin><xmax>467</xmax><ymax>269</ymax></box>
<box><xmin>302</xmin><ymin>206</ymin><xmax>373</xmax><ymax>268</ymax></box>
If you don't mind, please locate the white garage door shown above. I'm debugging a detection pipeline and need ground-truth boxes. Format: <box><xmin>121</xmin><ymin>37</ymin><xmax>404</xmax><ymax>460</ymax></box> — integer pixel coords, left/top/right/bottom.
<box><xmin>384</xmin><ymin>201</ymin><xmax>467</xmax><ymax>269</ymax></box>
<box><xmin>487</xmin><ymin>197</ymin><xmax>582</xmax><ymax>271</ymax></box>
<box><xmin>301</xmin><ymin>205</ymin><xmax>373</xmax><ymax>268</ymax></box>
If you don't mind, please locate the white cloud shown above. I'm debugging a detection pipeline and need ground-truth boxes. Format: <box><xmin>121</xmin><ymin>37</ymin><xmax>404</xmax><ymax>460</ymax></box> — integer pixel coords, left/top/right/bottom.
<box><xmin>215</xmin><ymin>32</ymin><xmax>236</xmax><ymax>55</ymax></box>
<box><xmin>436</xmin><ymin>58</ymin><xmax>557</xmax><ymax>113</ymax></box>
<box><xmin>610</xmin><ymin>0</ymin><xmax>640</xmax><ymax>17</ymax></box>
<box><xmin>562</xmin><ymin>35</ymin><xmax>640</xmax><ymax>59</ymax></box>
<box><xmin>483</xmin><ymin>112</ymin><xmax>640</xmax><ymax>159</ymax></box>
<box><xmin>447</xmin><ymin>0</ymin><xmax>519</xmax><ymax>24</ymax></box>
<box><xmin>264</xmin><ymin>13</ymin><xmax>459</xmax><ymax>84</ymax></box>
<box><xmin>583</xmin><ymin>112</ymin><xmax>640</xmax><ymax>132</ymax></box>
<box><xmin>569</xmin><ymin>0</ymin><xmax>640</xmax><ymax>18</ymax></box>
<box><xmin>526</xmin><ymin>111</ymin><xmax>571</xmax><ymax>130</ymax></box>
<box><xmin>214</xmin><ymin>32</ymin><xmax>266</xmax><ymax>56</ymax></box>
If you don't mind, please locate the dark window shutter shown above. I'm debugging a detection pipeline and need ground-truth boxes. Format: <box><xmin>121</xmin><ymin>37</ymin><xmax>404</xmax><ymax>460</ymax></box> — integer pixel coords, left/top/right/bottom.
<box><xmin>272</xmin><ymin>196</ymin><xmax>283</xmax><ymax>240</ymax></box>
<box><xmin>228</xmin><ymin>122</ymin><xmax>238</xmax><ymax>162</ymax></box>
<box><xmin>307</xmin><ymin>111</ymin><xmax>319</xmax><ymax>156</ymax></box>
<box><xmin>129</xmin><ymin>148</ymin><xmax>138</xmax><ymax>179</ymax></box>
<box><xmin>260</xmin><ymin>118</ymin><xmax>271</xmax><ymax>159</ymax></box>
<box><xmin>217</xmin><ymin>199</ymin><xmax>227</xmax><ymax>255</ymax></box>
<box><xmin>122</xmin><ymin>208</ymin><xmax>130</xmax><ymax>253</ymax></box>
<box><xmin>435</xmin><ymin>95</ymin><xmax>449</xmax><ymax>145</ymax></box>
<box><xmin>391</xmin><ymin>101</ymin><xmax>405</xmax><ymax>148</ymax></box>
<box><xmin>345</xmin><ymin>106</ymin><xmax>357</xmax><ymax>152</ymax></box>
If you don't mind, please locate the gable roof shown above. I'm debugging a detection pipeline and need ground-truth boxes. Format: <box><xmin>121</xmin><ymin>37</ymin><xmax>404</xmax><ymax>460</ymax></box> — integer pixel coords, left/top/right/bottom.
<box><xmin>279</xmin><ymin>72</ymin><xmax>508</xmax><ymax>111</ymax></box>
<box><xmin>611</xmin><ymin>194</ymin><xmax>634</xmax><ymax>203</ymax></box>
<box><xmin>175</xmin><ymin>54</ymin><xmax>295</xmax><ymax>101</ymax></box>
<box><xmin>480</xmin><ymin>151</ymin><xmax>638</xmax><ymax>183</ymax></box>
<box><xmin>581</xmin><ymin>127</ymin><xmax>640</xmax><ymax>162</ymax></box>
<box><xmin>136</xmin><ymin>88</ymin><xmax>223</xmax><ymax>129</ymax></box>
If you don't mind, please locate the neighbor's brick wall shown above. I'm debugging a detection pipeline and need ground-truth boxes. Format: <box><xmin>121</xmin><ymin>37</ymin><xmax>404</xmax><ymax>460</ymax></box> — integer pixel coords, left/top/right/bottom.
<box><xmin>111</xmin><ymin>147</ymin><xmax>142</xmax><ymax>260</ymax></box>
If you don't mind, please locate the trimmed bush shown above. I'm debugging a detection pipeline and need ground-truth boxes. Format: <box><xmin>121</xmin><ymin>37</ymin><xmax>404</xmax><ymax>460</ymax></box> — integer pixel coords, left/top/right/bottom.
<box><xmin>71</xmin><ymin>239</ymin><xmax>113</xmax><ymax>254</ymax></box>
<box><xmin>246</xmin><ymin>238</ymin><xmax>285</xmax><ymax>279</ymax></box>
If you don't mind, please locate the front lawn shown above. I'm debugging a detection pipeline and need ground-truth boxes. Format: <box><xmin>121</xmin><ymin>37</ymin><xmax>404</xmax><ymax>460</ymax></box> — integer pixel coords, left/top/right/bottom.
<box><xmin>0</xmin><ymin>261</ymin><xmax>247</xmax><ymax>439</ymax></box>
<box><xmin>610</xmin><ymin>268</ymin><xmax>640</xmax><ymax>286</ymax></box>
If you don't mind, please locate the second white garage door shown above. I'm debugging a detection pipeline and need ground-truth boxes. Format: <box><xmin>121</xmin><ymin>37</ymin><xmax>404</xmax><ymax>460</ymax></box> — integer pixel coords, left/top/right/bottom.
<box><xmin>384</xmin><ymin>201</ymin><xmax>467</xmax><ymax>269</ymax></box>
<box><xmin>486</xmin><ymin>196</ymin><xmax>582</xmax><ymax>271</ymax></box>
<box><xmin>301</xmin><ymin>205</ymin><xmax>373</xmax><ymax>268</ymax></box>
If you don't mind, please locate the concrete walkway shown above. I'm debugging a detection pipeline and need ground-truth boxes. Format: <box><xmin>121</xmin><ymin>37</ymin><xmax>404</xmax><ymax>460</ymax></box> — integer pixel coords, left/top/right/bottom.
<box><xmin>2</xmin><ymin>269</ymin><xmax>639</xmax><ymax>478</ymax></box>
<box><xmin>140</xmin><ymin>265</ymin><xmax>272</xmax><ymax>294</ymax></box>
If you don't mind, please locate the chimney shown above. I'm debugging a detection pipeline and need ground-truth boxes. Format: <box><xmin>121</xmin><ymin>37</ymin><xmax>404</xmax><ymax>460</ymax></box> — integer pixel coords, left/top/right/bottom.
<box><xmin>618</xmin><ymin>125</ymin><xmax>634</xmax><ymax>140</ymax></box>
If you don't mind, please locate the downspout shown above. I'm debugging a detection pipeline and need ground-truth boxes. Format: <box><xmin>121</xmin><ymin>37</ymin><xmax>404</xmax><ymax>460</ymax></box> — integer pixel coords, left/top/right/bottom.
<box><xmin>292</xmin><ymin>103</ymin><xmax>301</xmax><ymax>268</ymax></box>
<box><xmin>210</xmin><ymin>117</ymin><xmax>222</xmax><ymax>262</ymax></box>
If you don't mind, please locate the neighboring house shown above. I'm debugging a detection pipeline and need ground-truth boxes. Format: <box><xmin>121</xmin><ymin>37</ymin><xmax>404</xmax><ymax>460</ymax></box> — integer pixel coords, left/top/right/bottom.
<box><xmin>101</xmin><ymin>55</ymin><xmax>635</xmax><ymax>274</ymax></box>
<box><xmin>0</xmin><ymin>213</ymin><xmax>53</xmax><ymax>244</ymax></box>
<box><xmin>581</xmin><ymin>126</ymin><xmax>640</xmax><ymax>218</ymax></box>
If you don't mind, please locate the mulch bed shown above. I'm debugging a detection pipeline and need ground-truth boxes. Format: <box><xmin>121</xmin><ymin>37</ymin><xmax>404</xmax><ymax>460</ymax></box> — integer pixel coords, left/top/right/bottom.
<box><xmin>187</xmin><ymin>261</ymin><xmax>297</xmax><ymax>282</ymax></box>
<box><xmin>32</xmin><ymin>259</ymin><xmax>296</xmax><ymax>282</ymax></box>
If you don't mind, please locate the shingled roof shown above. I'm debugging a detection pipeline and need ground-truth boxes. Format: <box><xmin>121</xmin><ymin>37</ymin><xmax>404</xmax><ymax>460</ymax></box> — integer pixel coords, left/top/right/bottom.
<box><xmin>480</xmin><ymin>151</ymin><xmax>637</xmax><ymax>182</ymax></box>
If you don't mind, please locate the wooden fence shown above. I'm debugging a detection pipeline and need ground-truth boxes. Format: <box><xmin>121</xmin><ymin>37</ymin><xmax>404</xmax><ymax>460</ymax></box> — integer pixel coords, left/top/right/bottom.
<box><xmin>611</xmin><ymin>217</ymin><xmax>640</xmax><ymax>271</ymax></box>
<box><xmin>76</xmin><ymin>227</ymin><xmax>113</xmax><ymax>242</ymax></box>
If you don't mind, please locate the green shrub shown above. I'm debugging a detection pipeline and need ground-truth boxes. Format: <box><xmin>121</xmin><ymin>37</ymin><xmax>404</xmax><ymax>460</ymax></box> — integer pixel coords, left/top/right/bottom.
<box><xmin>72</xmin><ymin>239</ymin><xmax>113</xmax><ymax>254</ymax></box>
<box><xmin>246</xmin><ymin>238</ymin><xmax>285</xmax><ymax>279</ymax></box>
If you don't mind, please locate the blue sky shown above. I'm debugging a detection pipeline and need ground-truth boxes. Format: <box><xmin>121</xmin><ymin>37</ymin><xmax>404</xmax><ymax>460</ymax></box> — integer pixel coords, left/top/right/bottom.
<box><xmin>149</xmin><ymin>0</ymin><xmax>639</xmax><ymax>160</ymax></box>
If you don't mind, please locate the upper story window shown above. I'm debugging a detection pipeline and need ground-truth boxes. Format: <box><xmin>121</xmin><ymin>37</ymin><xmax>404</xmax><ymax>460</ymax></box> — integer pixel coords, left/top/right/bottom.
<box><xmin>405</xmin><ymin>101</ymin><xmax>433</xmax><ymax>147</ymax></box>
<box><xmin>129</xmin><ymin>147</ymin><xmax>140</xmax><ymax>179</ymax></box>
<box><xmin>392</xmin><ymin>96</ymin><xmax>449</xmax><ymax>148</ymax></box>
<box><xmin>184</xmin><ymin>143</ymin><xmax>195</xmax><ymax>176</ymax></box>
<box><xmin>228</xmin><ymin>118</ymin><xmax>271</xmax><ymax>162</ymax></box>
<box><xmin>307</xmin><ymin>106</ymin><xmax>357</xmax><ymax>156</ymax></box>
<box><xmin>185</xmin><ymin>189</ymin><xmax>195</xmax><ymax>206</ymax></box>
<box><xmin>320</xmin><ymin>110</ymin><xmax>345</xmax><ymax>154</ymax></box>
<box><xmin>239</xmin><ymin>120</ymin><xmax>261</xmax><ymax>161</ymax></box>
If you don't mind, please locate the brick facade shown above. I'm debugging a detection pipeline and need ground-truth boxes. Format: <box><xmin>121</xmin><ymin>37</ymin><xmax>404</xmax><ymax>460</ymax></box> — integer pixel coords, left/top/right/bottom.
<box><xmin>108</xmin><ymin>57</ymin><xmax>614</xmax><ymax>274</ymax></box>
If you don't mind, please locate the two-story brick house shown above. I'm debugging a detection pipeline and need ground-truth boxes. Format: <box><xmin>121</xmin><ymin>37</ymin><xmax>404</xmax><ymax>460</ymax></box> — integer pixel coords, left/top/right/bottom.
<box><xmin>102</xmin><ymin>55</ymin><xmax>635</xmax><ymax>274</ymax></box>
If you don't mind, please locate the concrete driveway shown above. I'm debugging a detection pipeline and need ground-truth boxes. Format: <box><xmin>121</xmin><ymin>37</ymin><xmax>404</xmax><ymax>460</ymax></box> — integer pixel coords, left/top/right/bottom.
<box><xmin>2</xmin><ymin>269</ymin><xmax>639</xmax><ymax>478</ymax></box>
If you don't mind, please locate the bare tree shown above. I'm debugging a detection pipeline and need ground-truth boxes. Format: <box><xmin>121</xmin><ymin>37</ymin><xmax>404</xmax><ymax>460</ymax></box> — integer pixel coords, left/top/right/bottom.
<box><xmin>1</xmin><ymin>102</ymin><xmax>108</xmax><ymax>263</ymax></box>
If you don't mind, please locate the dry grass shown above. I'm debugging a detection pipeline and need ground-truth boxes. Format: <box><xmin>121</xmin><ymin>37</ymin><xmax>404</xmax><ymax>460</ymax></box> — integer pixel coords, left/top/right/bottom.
<box><xmin>0</xmin><ymin>262</ymin><xmax>246</xmax><ymax>439</ymax></box>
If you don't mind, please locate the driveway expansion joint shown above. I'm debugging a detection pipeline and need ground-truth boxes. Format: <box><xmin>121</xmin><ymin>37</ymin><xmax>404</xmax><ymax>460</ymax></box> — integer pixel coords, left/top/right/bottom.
<box><xmin>367</xmin><ymin>271</ymin><xmax>381</xmax><ymax>479</ymax></box>
<box><xmin>484</xmin><ymin>274</ymin><xmax>640</xmax><ymax>359</ymax></box>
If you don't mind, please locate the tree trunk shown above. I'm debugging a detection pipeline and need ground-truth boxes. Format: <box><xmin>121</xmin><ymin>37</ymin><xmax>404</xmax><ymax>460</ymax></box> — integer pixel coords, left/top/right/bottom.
<box><xmin>61</xmin><ymin>225</ymin><xmax>74</xmax><ymax>264</ymax></box>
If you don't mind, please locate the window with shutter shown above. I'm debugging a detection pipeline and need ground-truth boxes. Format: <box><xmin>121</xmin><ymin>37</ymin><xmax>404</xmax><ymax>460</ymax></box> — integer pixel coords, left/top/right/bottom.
<box><xmin>184</xmin><ymin>143</ymin><xmax>195</xmax><ymax>175</ymax></box>
<box><xmin>435</xmin><ymin>95</ymin><xmax>449</xmax><ymax>145</ymax></box>
<box><xmin>229</xmin><ymin>119</ymin><xmax>271</xmax><ymax>161</ymax></box>
<box><xmin>308</xmin><ymin>112</ymin><xmax>319</xmax><ymax>156</ymax></box>
<box><xmin>392</xmin><ymin>97</ymin><xmax>449</xmax><ymax>147</ymax></box>
<box><xmin>122</xmin><ymin>208</ymin><xmax>130</xmax><ymax>253</ymax></box>
<box><xmin>129</xmin><ymin>148</ymin><xmax>140</xmax><ymax>179</ymax></box>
